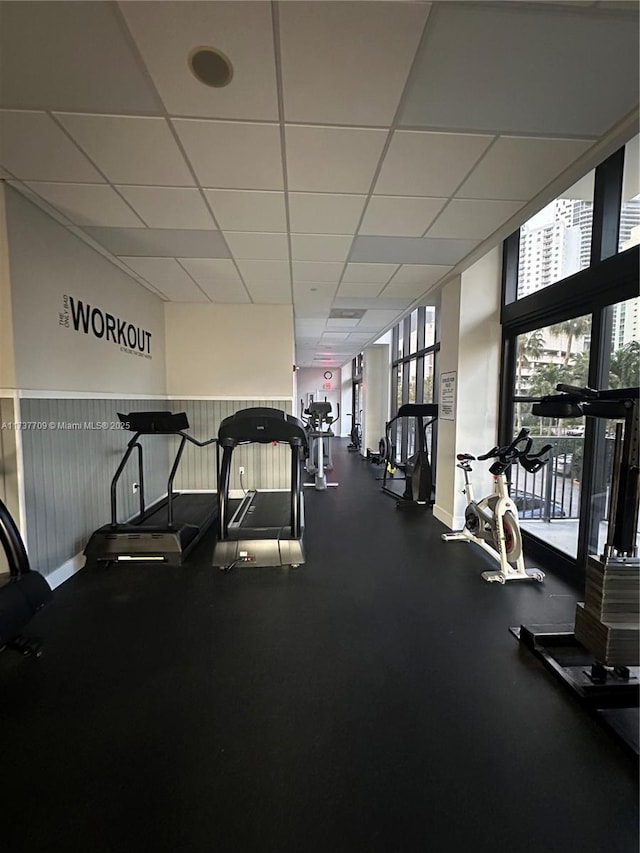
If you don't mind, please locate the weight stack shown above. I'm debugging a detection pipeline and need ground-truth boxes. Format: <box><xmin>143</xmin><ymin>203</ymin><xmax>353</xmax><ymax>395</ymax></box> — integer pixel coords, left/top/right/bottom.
<box><xmin>574</xmin><ymin>554</ymin><xmax>640</xmax><ymax>665</ymax></box>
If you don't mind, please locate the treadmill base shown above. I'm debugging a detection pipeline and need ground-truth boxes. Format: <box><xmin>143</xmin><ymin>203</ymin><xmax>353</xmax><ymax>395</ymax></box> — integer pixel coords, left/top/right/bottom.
<box><xmin>213</xmin><ymin>537</ymin><xmax>305</xmax><ymax>570</ymax></box>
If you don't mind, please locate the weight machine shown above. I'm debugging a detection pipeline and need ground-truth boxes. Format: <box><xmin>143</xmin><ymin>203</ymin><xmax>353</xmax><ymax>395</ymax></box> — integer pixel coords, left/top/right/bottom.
<box><xmin>515</xmin><ymin>383</ymin><xmax>639</xmax><ymax>754</ymax></box>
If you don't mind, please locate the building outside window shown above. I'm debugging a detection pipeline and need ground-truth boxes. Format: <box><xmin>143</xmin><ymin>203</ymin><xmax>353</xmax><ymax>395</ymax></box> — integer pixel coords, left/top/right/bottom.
<box><xmin>502</xmin><ymin>139</ymin><xmax>639</xmax><ymax>579</ymax></box>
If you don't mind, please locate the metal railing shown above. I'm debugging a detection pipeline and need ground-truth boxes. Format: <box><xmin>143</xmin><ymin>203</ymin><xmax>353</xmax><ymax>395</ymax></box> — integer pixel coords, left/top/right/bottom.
<box><xmin>509</xmin><ymin>436</ymin><xmax>614</xmax><ymax>522</ymax></box>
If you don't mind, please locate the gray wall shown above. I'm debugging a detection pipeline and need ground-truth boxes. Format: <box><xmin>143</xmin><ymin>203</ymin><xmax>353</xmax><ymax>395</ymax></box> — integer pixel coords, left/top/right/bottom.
<box><xmin>0</xmin><ymin>397</ymin><xmax>19</xmax><ymax>575</ymax></box>
<box><xmin>19</xmin><ymin>398</ymin><xmax>170</xmax><ymax>576</ymax></box>
<box><xmin>172</xmin><ymin>399</ymin><xmax>294</xmax><ymax>493</ymax></box>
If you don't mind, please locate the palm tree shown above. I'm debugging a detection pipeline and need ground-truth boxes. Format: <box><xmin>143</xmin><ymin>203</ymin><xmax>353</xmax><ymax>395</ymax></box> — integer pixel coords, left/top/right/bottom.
<box><xmin>515</xmin><ymin>330</ymin><xmax>545</xmax><ymax>428</ymax></box>
<box><xmin>567</xmin><ymin>350</ymin><xmax>589</xmax><ymax>388</ymax></box>
<box><xmin>609</xmin><ymin>341</ymin><xmax>640</xmax><ymax>389</ymax></box>
<box><xmin>551</xmin><ymin>315</ymin><xmax>591</xmax><ymax>364</ymax></box>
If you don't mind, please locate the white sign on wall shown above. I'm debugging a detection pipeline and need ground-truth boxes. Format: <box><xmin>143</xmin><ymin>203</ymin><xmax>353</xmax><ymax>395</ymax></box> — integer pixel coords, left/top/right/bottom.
<box><xmin>439</xmin><ymin>371</ymin><xmax>456</xmax><ymax>421</ymax></box>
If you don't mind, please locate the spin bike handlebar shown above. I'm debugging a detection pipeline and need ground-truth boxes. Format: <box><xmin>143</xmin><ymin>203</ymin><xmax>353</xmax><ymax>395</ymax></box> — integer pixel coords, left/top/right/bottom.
<box><xmin>476</xmin><ymin>428</ymin><xmax>531</xmax><ymax>463</ymax></box>
<box><xmin>457</xmin><ymin>428</ymin><xmax>552</xmax><ymax>475</ymax></box>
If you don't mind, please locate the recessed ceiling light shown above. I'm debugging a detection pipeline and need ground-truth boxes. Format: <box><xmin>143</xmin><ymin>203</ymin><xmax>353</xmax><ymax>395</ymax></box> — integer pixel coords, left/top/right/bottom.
<box><xmin>188</xmin><ymin>46</ymin><xmax>233</xmax><ymax>88</ymax></box>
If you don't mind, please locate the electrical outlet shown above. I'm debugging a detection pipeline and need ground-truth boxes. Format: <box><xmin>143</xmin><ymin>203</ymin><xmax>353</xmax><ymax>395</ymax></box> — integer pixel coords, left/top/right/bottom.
<box><xmin>132</xmin><ymin>482</ymin><xmax>139</xmax><ymax>494</ymax></box>
<box><xmin>239</xmin><ymin>466</ymin><xmax>245</xmax><ymax>476</ymax></box>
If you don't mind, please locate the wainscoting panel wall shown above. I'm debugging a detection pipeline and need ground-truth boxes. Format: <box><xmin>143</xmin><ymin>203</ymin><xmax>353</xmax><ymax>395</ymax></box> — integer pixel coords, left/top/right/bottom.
<box><xmin>19</xmin><ymin>398</ymin><xmax>170</xmax><ymax>576</ymax></box>
<box><xmin>171</xmin><ymin>399</ymin><xmax>294</xmax><ymax>493</ymax></box>
<box><xmin>0</xmin><ymin>396</ymin><xmax>18</xmax><ymax>575</ymax></box>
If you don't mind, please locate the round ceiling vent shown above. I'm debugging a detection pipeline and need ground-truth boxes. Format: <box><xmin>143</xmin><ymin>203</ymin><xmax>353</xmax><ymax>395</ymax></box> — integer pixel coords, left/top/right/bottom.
<box><xmin>188</xmin><ymin>47</ymin><xmax>233</xmax><ymax>88</ymax></box>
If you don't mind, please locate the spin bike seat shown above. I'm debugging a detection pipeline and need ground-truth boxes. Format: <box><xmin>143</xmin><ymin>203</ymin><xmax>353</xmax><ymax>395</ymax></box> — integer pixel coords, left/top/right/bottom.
<box><xmin>456</xmin><ymin>453</ymin><xmax>475</xmax><ymax>461</ymax></box>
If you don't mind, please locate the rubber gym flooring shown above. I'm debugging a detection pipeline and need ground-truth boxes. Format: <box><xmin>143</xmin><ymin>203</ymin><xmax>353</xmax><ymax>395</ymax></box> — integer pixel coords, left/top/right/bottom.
<box><xmin>1</xmin><ymin>441</ymin><xmax>638</xmax><ymax>853</ymax></box>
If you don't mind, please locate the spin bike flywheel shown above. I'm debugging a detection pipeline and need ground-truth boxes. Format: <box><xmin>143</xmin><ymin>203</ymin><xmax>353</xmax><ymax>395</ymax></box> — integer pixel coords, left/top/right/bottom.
<box><xmin>498</xmin><ymin>511</ymin><xmax>522</xmax><ymax>560</ymax></box>
<box><xmin>464</xmin><ymin>506</ymin><xmax>480</xmax><ymax>534</ymax></box>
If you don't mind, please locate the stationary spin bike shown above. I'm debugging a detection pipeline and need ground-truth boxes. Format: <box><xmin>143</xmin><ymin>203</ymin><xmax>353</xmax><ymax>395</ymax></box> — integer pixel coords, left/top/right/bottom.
<box><xmin>442</xmin><ymin>428</ymin><xmax>551</xmax><ymax>583</ymax></box>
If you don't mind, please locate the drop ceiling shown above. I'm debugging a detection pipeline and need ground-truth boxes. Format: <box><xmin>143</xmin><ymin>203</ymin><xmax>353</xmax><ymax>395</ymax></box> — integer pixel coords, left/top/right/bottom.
<box><xmin>0</xmin><ymin>1</ymin><xmax>638</xmax><ymax>368</ymax></box>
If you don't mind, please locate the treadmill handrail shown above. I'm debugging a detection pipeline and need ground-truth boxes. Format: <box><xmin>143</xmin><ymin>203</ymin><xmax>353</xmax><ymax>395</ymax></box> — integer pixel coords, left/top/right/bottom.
<box><xmin>109</xmin><ymin>420</ymin><xmax>217</xmax><ymax>528</ymax></box>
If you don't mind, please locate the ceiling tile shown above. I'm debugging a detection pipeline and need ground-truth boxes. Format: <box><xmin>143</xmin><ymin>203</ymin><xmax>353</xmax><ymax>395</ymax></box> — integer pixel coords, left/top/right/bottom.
<box><xmin>120</xmin><ymin>1</ymin><xmax>279</xmax><ymax>120</ymax></box>
<box><xmin>375</xmin><ymin>131</ymin><xmax>494</xmax><ymax>197</ymax></box>
<box><xmin>84</xmin><ymin>227</ymin><xmax>229</xmax><ymax>258</ymax></box>
<box><xmin>336</xmin><ymin>282</ymin><xmax>384</xmax><ymax>299</ymax></box>
<box><xmin>456</xmin><ymin>136</ymin><xmax>595</xmax><ymax>200</ymax></box>
<box><xmin>361</xmin><ymin>196</ymin><xmax>447</xmax><ymax>236</ymax></box>
<box><xmin>334</xmin><ymin>297</ymin><xmax>413</xmax><ymax>311</ymax></box>
<box><xmin>173</xmin><ymin>120</ymin><xmax>283</xmax><ymax>189</ymax></box>
<box><xmin>288</xmin><ymin>193</ymin><xmax>367</xmax><ymax>234</ymax></box>
<box><xmin>295</xmin><ymin>317</ymin><xmax>330</xmax><ymax>331</ymax></box>
<box><xmin>286</xmin><ymin>125</ymin><xmax>388</xmax><ymax>193</ymax></box>
<box><xmin>117</xmin><ymin>187</ymin><xmax>216</xmax><ymax>229</ymax></box>
<box><xmin>0</xmin><ymin>111</ymin><xmax>103</xmax><ymax>182</ymax></box>
<box><xmin>342</xmin><ymin>263</ymin><xmax>400</xmax><ymax>284</ymax></box>
<box><xmin>24</xmin><ymin>182</ymin><xmax>144</xmax><ymax>228</ymax></box>
<box><xmin>204</xmin><ymin>190</ymin><xmax>286</xmax><ymax>232</ymax></box>
<box><xmin>198</xmin><ymin>286</ymin><xmax>251</xmax><ymax>305</ymax></box>
<box><xmin>291</xmin><ymin>235</ymin><xmax>353</xmax><ymax>262</ymax></box>
<box><xmin>55</xmin><ymin>114</ymin><xmax>194</xmax><ymax>185</ymax></box>
<box><xmin>389</xmin><ymin>264</ymin><xmax>452</xmax><ymax>286</ymax></box>
<box><xmin>186</xmin><ymin>276</ymin><xmax>250</xmax><ymax>304</ymax></box>
<box><xmin>294</xmin><ymin>305</ymin><xmax>333</xmax><ymax>320</ymax></box>
<box><xmin>379</xmin><ymin>281</ymin><xmax>432</xmax><ymax>301</ymax></box>
<box><xmin>245</xmin><ymin>280</ymin><xmax>292</xmax><ymax>302</ymax></box>
<box><xmin>0</xmin><ymin>2</ymin><xmax>161</xmax><ymax>113</ymax></box>
<box><xmin>426</xmin><ymin>198</ymin><xmax>526</xmax><ymax>239</ymax></box>
<box><xmin>360</xmin><ymin>309</ymin><xmax>404</xmax><ymax>326</ymax></box>
<box><xmin>177</xmin><ymin>258</ymin><xmax>243</xmax><ymax>287</ymax></box>
<box><xmin>224</xmin><ymin>232</ymin><xmax>290</xmax><ymax>260</ymax></box>
<box><xmin>279</xmin><ymin>2</ymin><xmax>428</xmax><ymax>125</ymax></box>
<box><xmin>119</xmin><ymin>257</ymin><xmax>209</xmax><ymax>302</ymax></box>
<box><xmin>321</xmin><ymin>332</ymin><xmax>350</xmax><ymax>341</ymax></box>
<box><xmin>348</xmin><ymin>333</ymin><xmax>376</xmax><ymax>342</ymax></box>
<box><xmin>292</xmin><ymin>261</ymin><xmax>344</xmax><ymax>282</ymax></box>
<box><xmin>325</xmin><ymin>318</ymin><xmax>362</xmax><ymax>329</ymax></box>
<box><xmin>236</xmin><ymin>259</ymin><xmax>290</xmax><ymax>282</ymax></box>
<box><xmin>399</xmin><ymin>3</ymin><xmax>639</xmax><ymax>137</ymax></box>
<box><xmin>350</xmin><ymin>235</ymin><xmax>480</xmax><ymax>265</ymax></box>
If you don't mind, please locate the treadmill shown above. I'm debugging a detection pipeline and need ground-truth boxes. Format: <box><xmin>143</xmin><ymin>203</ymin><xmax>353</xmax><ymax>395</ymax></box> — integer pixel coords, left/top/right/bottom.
<box><xmin>84</xmin><ymin>411</ymin><xmax>217</xmax><ymax>566</ymax></box>
<box><xmin>213</xmin><ymin>407</ymin><xmax>308</xmax><ymax>571</ymax></box>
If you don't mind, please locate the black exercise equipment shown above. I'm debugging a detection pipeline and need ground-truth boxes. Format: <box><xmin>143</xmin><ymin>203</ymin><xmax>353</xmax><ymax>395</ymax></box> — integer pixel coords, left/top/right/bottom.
<box><xmin>347</xmin><ymin>410</ymin><xmax>362</xmax><ymax>452</ymax></box>
<box><xmin>213</xmin><ymin>407</ymin><xmax>308</xmax><ymax>572</ymax></box>
<box><xmin>515</xmin><ymin>383</ymin><xmax>639</xmax><ymax>754</ymax></box>
<box><xmin>0</xmin><ymin>498</ymin><xmax>52</xmax><ymax>657</ymax></box>
<box><xmin>380</xmin><ymin>403</ymin><xmax>438</xmax><ymax>507</ymax></box>
<box><xmin>84</xmin><ymin>411</ymin><xmax>217</xmax><ymax>566</ymax></box>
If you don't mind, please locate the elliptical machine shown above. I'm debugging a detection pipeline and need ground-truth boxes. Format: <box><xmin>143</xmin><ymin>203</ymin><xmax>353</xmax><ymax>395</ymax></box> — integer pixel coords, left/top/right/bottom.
<box><xmin>442</xmin><ymin>428</ymin><xmax>551</xmax><ymax>583</ymax></box>
<box><xmin>301</xmin><ymin>399</ymin><xmax>339</xmax><ymax>491</ymax></box>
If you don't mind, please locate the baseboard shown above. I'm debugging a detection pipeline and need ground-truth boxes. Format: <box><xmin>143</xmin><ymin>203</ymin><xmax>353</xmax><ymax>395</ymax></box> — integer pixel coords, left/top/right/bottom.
<box><xmin>45</xmin><ymin>552</ymin><xmax>85</xmax><ymax>590</ymax></box>
<box><xmin>433</xmin><ymin>505</ymin><xmax>464</xmax><ymax>532</ymax></box>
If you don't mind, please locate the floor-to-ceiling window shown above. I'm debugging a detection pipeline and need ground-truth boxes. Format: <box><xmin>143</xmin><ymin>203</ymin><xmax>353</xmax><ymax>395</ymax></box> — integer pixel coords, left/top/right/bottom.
<box><xmin>501</xmin><ymin>135</ymin><xmax>639</xmax><ymax>577</ymax></box>
<box><xmin>351</xmin><ymin>354</ymin><xmax>363</xmax><ymax>445</ymax></box>
<box><xmin>389</xmin><ymin>305</ymin><xmax>439</xmax><ymax>466</ymax></box>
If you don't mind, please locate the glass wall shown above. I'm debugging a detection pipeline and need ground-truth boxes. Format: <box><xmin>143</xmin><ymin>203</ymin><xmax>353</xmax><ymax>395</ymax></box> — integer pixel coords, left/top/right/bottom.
<box><xmin>620</xmin><ymin>133</ymin><xmax>639</xmax><ymax>252</ymax></box>
<box><xmin>390</xmin><ymin>306</ymin><xmax>439</xmax><ymax>465</ymax></box>
<box><xmin>516</xmin><ymin>171</ymin><xmax>595</xmax><ymax>299</ymax></box>
<box><xmin>512</xmin><ymin>315</ymin><xmax>592</xmax><ymax>557</ymax></box>
<box><xmin>502</xmin><ymin>138</ymin><xmax>639</xmax><ymax>577</ymax></box>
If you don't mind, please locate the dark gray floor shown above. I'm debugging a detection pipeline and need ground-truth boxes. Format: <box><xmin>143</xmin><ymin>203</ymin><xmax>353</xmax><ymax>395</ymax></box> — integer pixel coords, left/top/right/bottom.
<box><xmin>2</xmin><ymin>441</ymin><xmax>638</xmax><ymax>853</ymax></box>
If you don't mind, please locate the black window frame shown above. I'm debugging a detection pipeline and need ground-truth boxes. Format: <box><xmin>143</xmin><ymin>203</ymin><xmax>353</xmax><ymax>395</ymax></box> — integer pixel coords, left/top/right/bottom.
<box><xmin>499</xmin><ymin>143</ymin><xmax>639</xmax><ymax>585</ymax></box>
